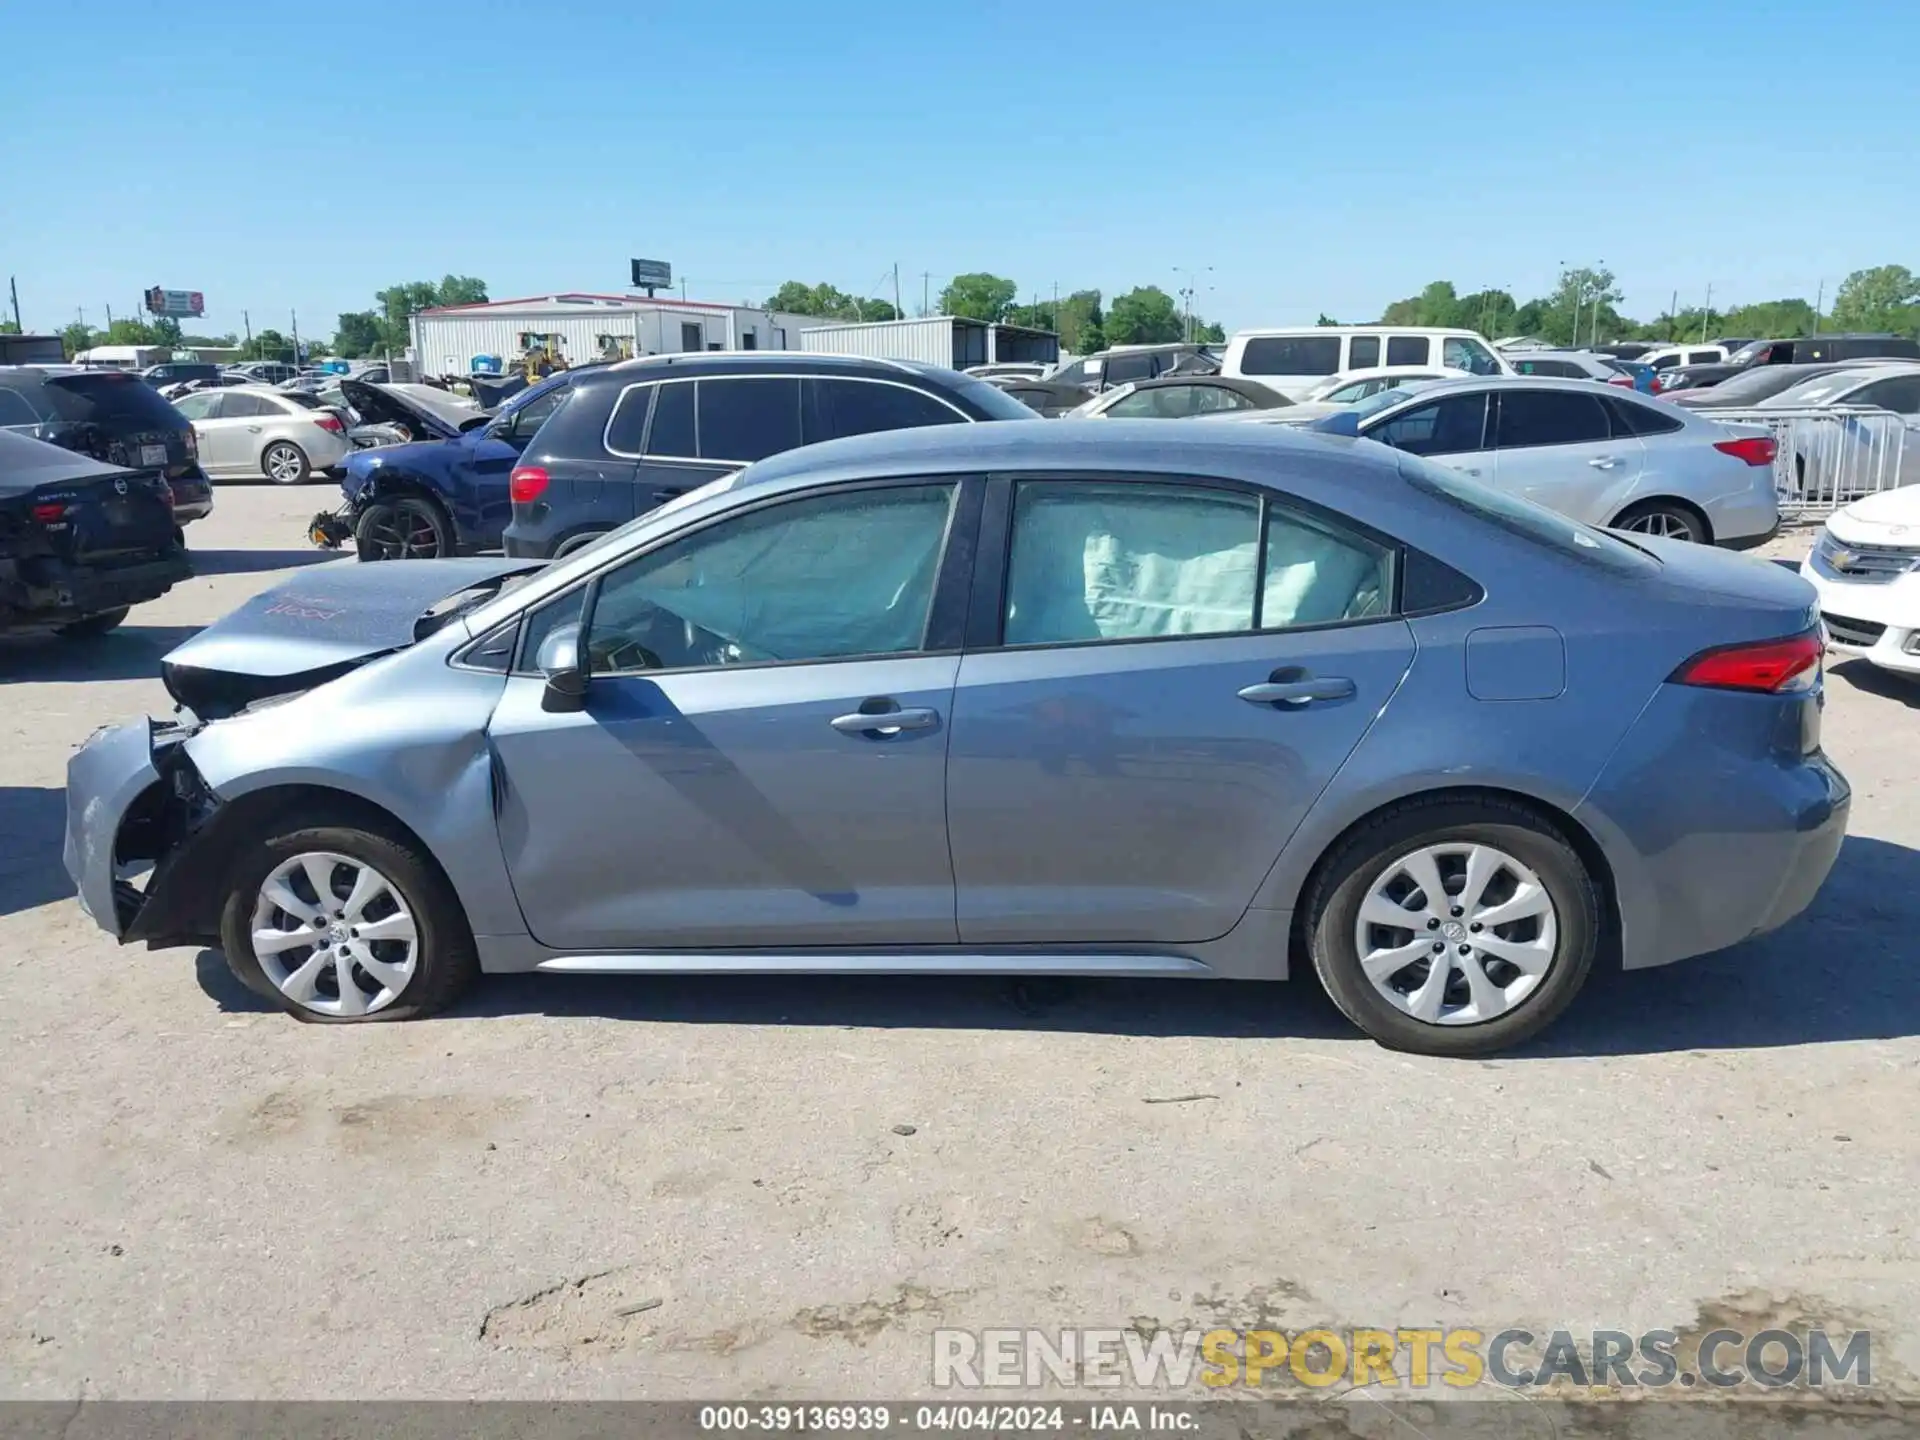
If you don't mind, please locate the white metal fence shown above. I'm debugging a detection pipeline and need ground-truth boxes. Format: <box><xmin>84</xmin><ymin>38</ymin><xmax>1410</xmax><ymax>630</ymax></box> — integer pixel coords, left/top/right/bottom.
<box><xmin>1711</xmin><ymin>406</ymin><xmax>1914</xmax><ymax>519</ymax></box>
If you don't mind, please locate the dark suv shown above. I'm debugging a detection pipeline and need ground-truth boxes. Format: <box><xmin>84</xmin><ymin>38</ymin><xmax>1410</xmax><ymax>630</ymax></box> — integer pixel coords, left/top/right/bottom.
<box><xmin>0</xmin><ymin>367</ymin><xmax>213</xmax><ymax>525</ymax></box>
<box><xmin>503</xmin><ymin>353</ymin><xmax>1035</xmax><ymax>558</ymax></box>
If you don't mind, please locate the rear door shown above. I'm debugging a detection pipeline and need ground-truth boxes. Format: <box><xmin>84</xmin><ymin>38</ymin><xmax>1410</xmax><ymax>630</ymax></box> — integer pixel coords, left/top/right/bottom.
<box><xmin>945</xmin><ymin>476</ymin><xmax>1414</xmax><ymax>944</ymax></box>
<box><xmin>1486</xmin><ymin>387</ymin><xmax>1645</xmax><ymax>525</ymax></box>
<box><xmin>193</xmin><ymin>392</ymin><xmax>269</xmax><ymax>475</ymax></box>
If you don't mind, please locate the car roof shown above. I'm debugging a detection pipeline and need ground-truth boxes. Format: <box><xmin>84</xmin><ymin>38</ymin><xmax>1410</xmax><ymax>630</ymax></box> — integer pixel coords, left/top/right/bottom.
<box><xmin>735</xmin><ymin>415</ymin><xmax>1403</xmax><ymax>494</ymax></box>
<box><xmin>595</xmin><ymin>350</ymin><xmax>953</xmax><ymax>384</ymax></box>
<box><xmin>1808</xmin><ymin>360</ymin><xmax>1920</xmax><ymax>382</ymax></box>
<box><xmin>1232</xmin><ymin>325</ymin><xmax>1485</xmax><ymax>338</ymax></box>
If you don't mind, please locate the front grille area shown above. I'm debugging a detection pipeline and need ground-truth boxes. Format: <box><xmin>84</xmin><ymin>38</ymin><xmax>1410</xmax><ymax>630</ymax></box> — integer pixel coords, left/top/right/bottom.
<box><xmin>1823</xmin><ymin>612</ymin><xmax>1888</xmax><ymax>648</ymax></box>
<box><xmin>1815</xmin><ymin>534</ymin><xmax>1920</xmax><ymax>583</ymax></box>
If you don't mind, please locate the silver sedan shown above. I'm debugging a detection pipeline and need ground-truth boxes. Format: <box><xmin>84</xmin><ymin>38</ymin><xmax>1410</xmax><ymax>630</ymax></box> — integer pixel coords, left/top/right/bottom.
<box><xmin>168</xmin><ymin>385</ymin><xmax>353</xmax><ymax>484</ymax></box>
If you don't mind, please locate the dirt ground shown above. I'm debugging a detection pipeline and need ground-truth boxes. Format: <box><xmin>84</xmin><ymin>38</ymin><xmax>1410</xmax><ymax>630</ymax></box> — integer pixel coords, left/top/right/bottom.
<box><xmin>1</xmin><ymin>486</ymin><xmax>1915</xmax><ymax>1401</ymax></box>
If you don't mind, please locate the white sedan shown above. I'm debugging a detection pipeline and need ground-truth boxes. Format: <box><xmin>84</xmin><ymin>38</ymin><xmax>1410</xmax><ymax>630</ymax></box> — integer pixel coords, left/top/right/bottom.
<box><xmin>1302</xmin><ymin>365</ymin><xmax>1469</xmax><ymax>404</ymax></box>
<box><xmin>1800</xmin><ymin>487</ymin><xmax>1920</xmax><ymax>677</ymax></box>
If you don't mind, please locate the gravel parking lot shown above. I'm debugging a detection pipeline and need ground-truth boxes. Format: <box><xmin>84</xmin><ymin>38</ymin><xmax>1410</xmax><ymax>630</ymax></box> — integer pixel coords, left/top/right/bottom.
<box><xmin>2</xmin><ymin>484</ymin><xmax>1916</xmax><ymax>1402</ymax></box>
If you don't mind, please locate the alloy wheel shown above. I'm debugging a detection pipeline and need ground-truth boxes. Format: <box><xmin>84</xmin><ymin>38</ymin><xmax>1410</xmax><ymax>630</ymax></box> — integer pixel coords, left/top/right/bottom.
<box><xmin>249</xmin><ymin>851</ymin><xmax>419</xmax><ymax>1016</ymax></box>
<box><xmin>1352</xmin><ymin>842</ymin><xmax>1558</xmax><ymax>1025</ymax></box>
<box><xmin>265</xmin><ymin>445</ymin><xmax>305</xmax><ymax>482</ymax></box>
<box><xmin>1620</xmin><ymin>509</ymin><xmax>1695</xmax><ymax>540</ymax></box>
<box><xmin>364</xmin><ymin>506</ymin><xmax>441</xmax><ymax>559</ymax></box>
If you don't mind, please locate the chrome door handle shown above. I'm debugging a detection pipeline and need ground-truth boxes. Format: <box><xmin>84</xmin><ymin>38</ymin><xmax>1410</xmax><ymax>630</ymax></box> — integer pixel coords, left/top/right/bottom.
<box><xmin>1458</xmin><ymin>467</ymin><xmax>1482</xmax><ymax>476</ymax></box>
<box><xmin>1588</xmin><ymin>456</ymin><xmax>1618</xmax><ymax>469</ymax></box>
<box><xmin>1238</xmin><ymin>677</ymin><xmax>1356</xmax><ymax>707</ymax></box>
<box><xmin>830</xmin><ymin>704</ymin><xmax>939</xmax><ymax>736</ymax></box>
<box><xmin>247</xmin><ymin>425</ymin><xmax>263</xmax><ymax>433</ymax></box>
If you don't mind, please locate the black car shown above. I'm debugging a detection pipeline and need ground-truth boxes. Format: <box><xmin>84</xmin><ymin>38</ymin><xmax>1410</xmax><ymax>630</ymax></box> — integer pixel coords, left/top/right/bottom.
<box><xmin>1045</xmin><ymin>343</ymin><xmax>1219</xmax><ymax>392</ymax></box>
<box><xmin>0</xmin><ymin>430</ymin><xmax>192</xmax><ymax>637</ymax></box>
<box><xmin>502</xmin><ymin>353</ymin><xmax>1036</xmax><ymax>559</ymax></box>
<box><xmin>989</xmin><ymin>375</ymin><xmax>1091</xmax><ymax>417</ymax></box>
<box><xmin>1729</xmin><ymin>334</ymin><xmax>1920</xmax><ymax>367</ymax></box>
<box><xmin>1652</xmin><ymin>362</ymin><xmax>1743</xmax><ymax>395</ymax></box>
<box><xmin>0</xmin><ymin>366</ymin><xmax>213</xmax><ymax>525</ymax></box>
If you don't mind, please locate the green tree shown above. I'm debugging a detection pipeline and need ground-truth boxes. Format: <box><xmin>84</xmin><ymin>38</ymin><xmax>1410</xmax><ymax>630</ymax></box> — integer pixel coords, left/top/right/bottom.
<box><xmin>939</xmin><ymin>272</ymin><xmax>1017</xmax><ymax>323</ymax></box>
<box><xmin>437</xmin><ymin>274</ymin><xmax>489</xmax><ymax>308</ymax></box>
<box><xmin>1721</xmin><ymin>298</ymin><xmax>1817</xmax><ymax>339</ymax></box>
<box><xmin>1192</xmin><ymin>319</ymin><xmax>1226</xmax><ymax>343</ymax></box>
<box><xmin>180</xmin><ymin>332</ymin><xmax>237</xmax><ymax>348</ymax></box>
<box><xmin>1457</xmin><ymin>289</ymin><xmax>1518</xmax><ymax>338</ymax></box>
<box><xmin>766</xmin><ymin>281</ymin><xmax>851</xmax><ymax>315</ymax></box>
<box><xmin>1830</xmin><ymin>265</ymin><xmax>1920</xmax><ymax>334</ymax></box>
<box><xmin>105</xmin><ymin>317</ymin><xmax>160</xmax><ymax>345</ymax></box>
<box><xmin>333</xmin><ymin>311</ymin><xmax>385</xmax><ymax>358</ymax></box>
<box><xmin>303</xmin><ymin>337</ymin><xmax>333</xmax><ymax>359</ymax></box>
<box><xmin>0</xmin><ymin>320</ymin><xmax>18</xmax><ymax>335</ymax></box>
<box><xmin>60</xmin><ymin>321</ymin><xmax>94</xmax><ymax>358</ymax></box>
<box><xmin>1544</xmin><ymin>266</ymin><xmax>1621</xmax><ymax>346</ymax></box>
<box><xmin>1004</xmin><ymin>301</ymin><xmax>1056</xmax><ymax>333</ymax></box>
<box><xmin>1316</xmin><ymin>313</ymin><xmax>1340</xmax><ymax>326</ymax></box>
<box><xmin>1104</xmin><ymin>286</ymin><xmax>1184</xmax><ymax>345</ymax></box>
<box><xmin>151</xmin><ymin>316</ymin><xmax>184</xmax><ymax>347</ymax></box>
<box><xmin>239</xmin><ymin>328</ymin><xmax>293</xmax><ymax>362</ymax></box>
<box><xmin>1055</xmin><ymin>290</ymin><xmax>1104</xmax><ymax>354</ymax></box>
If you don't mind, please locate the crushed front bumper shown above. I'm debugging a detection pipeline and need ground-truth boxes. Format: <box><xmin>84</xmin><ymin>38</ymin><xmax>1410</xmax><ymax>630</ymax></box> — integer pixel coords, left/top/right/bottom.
<box><xmin>64</xmin><ymin>717</ymin><xmax>219</xmax><ymax>942</ymax></box>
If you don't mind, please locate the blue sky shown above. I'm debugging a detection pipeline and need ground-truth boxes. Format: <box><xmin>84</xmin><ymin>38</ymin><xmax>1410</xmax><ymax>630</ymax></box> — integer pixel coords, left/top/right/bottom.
<box><xmin>4</xmin><ymin>0</ymin><xmax>1914</xmax><ymax>339</ymax></box>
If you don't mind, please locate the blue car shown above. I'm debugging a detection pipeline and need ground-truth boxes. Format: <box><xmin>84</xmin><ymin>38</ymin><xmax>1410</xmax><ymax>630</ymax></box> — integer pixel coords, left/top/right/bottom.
<box><xmin>325</xmin><ymin>373</ymin><xmax>577</xmax><ymax>559</ymax></box>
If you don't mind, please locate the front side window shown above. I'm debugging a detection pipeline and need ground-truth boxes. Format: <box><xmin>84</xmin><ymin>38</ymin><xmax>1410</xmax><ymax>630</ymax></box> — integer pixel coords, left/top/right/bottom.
<box><xmin>497</xmin><ymin>385</ymin><xmax>567</xmax><ymax>445</ymax></box>
<box><xmin>0</xmin><ymin>387</ymin><xmax>41</xmax><ymax>427</ymax></box>
<box><xmin>1852</xmin><ymin>377</ymin><xmax>1920</xmax><ymax>415</ymax></box>
<box><xmin>216</xmin><ymin>393</ymin><xmax>273</xmax><ymax>419</ymax></box>
<box><xmin>695</xmin><ymin>377</ymin><xmax>802</xmax><ymax>463</ymax></box>
<box><xmin>1386</xmin><ymin>336</ymin><xmax>1430</xmax><ymax>366</ymax></box>
<box><xmin>1102</xmin><ymin>353</ymin><xmax>1156</xmax><ymax>385</ymax></box>
<box><xmin>1367</xmin><ymin>394</ymin><xmax>1488</xmax><ymax>457</ymax></box>
<box><xmin>1238</xmin><ymin>335</ymin><xmax>1341</xmax><ymax>377</ymax></box>
<box><xmin>581</xmin><ymin>484</ymin><xmax>957</xmax><ymax>673</ymax></box>
<box><xmin>1492</xmin><ymin>389</ymin><xmax>1610</xmax><ymax>448</ymax></box>
<box><xmin>1442</xmin><ymin>336</ymin><xmax>1501</xmax><ymax>375</ymax></box>
<box><xmin>803</xmin><ymin>378</ymin><xmax>966</xmax><ymax>442</ymax></box>
<box><xmin>1002</xmin><ymin>482</ymin><xmax>1393</xmax><ymax>647</ymax></box>
<box><xmin>171</xmin><ymin>391</ymin><xmax>218</xmax><ymax>420</ymax></box>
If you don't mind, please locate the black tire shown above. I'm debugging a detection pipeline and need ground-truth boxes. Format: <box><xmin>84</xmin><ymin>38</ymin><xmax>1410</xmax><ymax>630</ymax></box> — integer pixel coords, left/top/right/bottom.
<box><xmin>1302</xmin><ymin>796</ymin><xmax>1600</xmax><ymax>1057</ymax></box>
<box><xmin>218</xmin><ymin>814</ymin><xmax>478</xmax><ymax>1024</ymax></box>
<box><xmin>55</xmin><ymin>607</ymin><xmax>130</xmax><ymax>638</ymax></box>
<box><xmin>260</xmin><ymin>440</ymin><xmax>312</xmax><ymax>486</ymax></box>
<box><xmin>354</xmin><ymin>494</ymin><xmax>454</xmax><ymax>561</ymax></box>
<box><xmin>1611</xmin><ymin>499</ymin><xmax>1708</xmax><ymax>544</ymax></box>
<box><xmin>552</xmin><ymin>528</ymin><xmax>609</xmax><ymax>558</ymax></box>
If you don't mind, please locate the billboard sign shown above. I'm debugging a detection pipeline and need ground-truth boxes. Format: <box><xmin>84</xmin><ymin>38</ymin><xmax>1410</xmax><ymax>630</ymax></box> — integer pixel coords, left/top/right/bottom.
<box><xmin>144</xmin><ymin>287</ymin><xmax>205</xmax><ymax>318</ymax></box>
<box><xmin>629</xmin><ymin>258</ymin><xmax>672</xmax><ymax>290</ymax></box>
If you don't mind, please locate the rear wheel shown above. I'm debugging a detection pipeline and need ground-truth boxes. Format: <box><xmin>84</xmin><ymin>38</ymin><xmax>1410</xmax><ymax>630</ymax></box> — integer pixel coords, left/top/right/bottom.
<box><xmin>1611</xmin><ymin>500</ymin><xmax>1708</xmax><ymax>543</ymax></box>
<box><xmin>54</xmin><ymin>607</ymin><xmax>130</xmax><ymax>639</ymax></box>
<box><xmin>219</xmin><ymin>818</ymin><xmax>477</xmax><ymax>1023</ymax></box>
<box><xmin>261</xmin><ymin>440</ymin><xmax>312</xmax><ymax>485</ymax></box>
<box><xmin>1304</xmin><ymin>797</ymin><xmax>1600</xmax><ymax>1056</ymax></box>
<box><xmin>355</xmin><ymin>494</ymin><xmax>454</xmax><ymax>561</ymax></box>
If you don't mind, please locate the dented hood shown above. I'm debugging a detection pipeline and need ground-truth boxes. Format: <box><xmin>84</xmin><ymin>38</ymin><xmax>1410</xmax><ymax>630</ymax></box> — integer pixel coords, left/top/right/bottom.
<box><xmin>162</xmin><ymin>557</ymin><xmax>541</xmax><ymax>715</ymax></box>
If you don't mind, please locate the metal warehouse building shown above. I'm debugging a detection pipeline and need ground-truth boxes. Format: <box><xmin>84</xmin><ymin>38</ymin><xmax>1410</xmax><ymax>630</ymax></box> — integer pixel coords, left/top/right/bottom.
<box><xmin>798</xmin><ymin>316</ymin><xmax>1059</xmax><ymax>369</ymax></box>
<box><xmin>408</xmin><ymin>293</ymin><xmax>829</xmax><ymax>374</ymax></box>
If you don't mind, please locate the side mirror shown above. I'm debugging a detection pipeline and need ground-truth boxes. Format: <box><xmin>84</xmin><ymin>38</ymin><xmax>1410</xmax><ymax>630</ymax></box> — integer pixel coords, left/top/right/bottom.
<box><xmin>535</xmin><ymin>622</ymin><xmax>588</xmax><ymax>713</ymax></box>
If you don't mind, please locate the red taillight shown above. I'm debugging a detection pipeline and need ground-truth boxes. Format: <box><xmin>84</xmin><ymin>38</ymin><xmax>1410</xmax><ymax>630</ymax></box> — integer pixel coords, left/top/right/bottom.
<box><xmin>1713</xmin><ymin>435</ymin><xmax>1777</xmax><ymax>467</ymax></box>
<box><xmin>1672</xmin><ymin>632</ymin><xmax>1822</xmax><ymax>693</ymax></box>
<box><xmin>510</xmin><ymin>465</ymin><xmax>550</xmax><ymax>504</ymax></box>
<box><xmin>313</xmin><ymin>414</ymin><xmax>344</xmax><ymax>433</ymax></box>
<box><xmin>30</xmin><ymin>501</ymin><xmax>66</xmax><ymax>525</ymax></box>
<box><xmin>1607</xmin><ymin>375</ymin><xmax>1635</xmax><ymax>387</ymax></box>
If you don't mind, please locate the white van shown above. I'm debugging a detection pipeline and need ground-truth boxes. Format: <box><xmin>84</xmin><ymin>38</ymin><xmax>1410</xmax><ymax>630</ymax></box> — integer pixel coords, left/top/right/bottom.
<box><xmin>71</xmin><ymin>345</ymin><xmax>167</xmax><ymax>371</ymax></box>
<box><xmin>1220</xmin><ymin>327</ymin><xmax>1509</xmax><ymax>393</ymax></box>
<box><xmin>1638</xmin><ymin>344</ymin><xmax>1728</xmax><ymax>372</ymax></box>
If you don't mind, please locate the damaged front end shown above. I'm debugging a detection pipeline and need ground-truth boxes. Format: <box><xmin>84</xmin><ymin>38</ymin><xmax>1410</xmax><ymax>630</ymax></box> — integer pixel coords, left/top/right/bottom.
<box><xmin>308</xmin><ymin>506</ymin><xmax>355</xmax><ymax>550</ymax></box>
<box><xmin>64</xmin><ymin>716</ymin><xmax>228</xmax><ymax>947</ymax></box>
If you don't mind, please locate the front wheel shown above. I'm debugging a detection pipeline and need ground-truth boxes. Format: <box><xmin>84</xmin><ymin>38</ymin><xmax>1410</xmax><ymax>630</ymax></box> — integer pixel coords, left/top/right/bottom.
<box><xmin>219</xmin><ymin>818</ymin><xmax>478</xmax><ymax>1023</ymax></box>
<box><xmin>355</xmin><ymin>495</ymin><xmax>453</xmax><ymax>560</ymax></box>
<box><xmin>1303</xmin><ymin>797</ymin><xmax>1600</xmax><ymax>1056</ymax></box>
<box><xmin>1611</xmin><ymin>500</ymin><xmax>1708</xmax><ymax>543</ymax></box>
<box><xmin>261</xmin><ymin>440</ymin><xmax>312</xmax><ymax>485</ymax></box>
<box><xmin>55</xmin><ymin>607</ymin><xmax>130</xmax><ymax>638</ymax></box>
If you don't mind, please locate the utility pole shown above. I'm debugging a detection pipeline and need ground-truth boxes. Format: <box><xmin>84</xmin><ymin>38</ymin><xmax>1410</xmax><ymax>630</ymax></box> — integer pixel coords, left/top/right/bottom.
<box><xmin>1667</xmin><ymin>289</ymin><xmax>1678</xmax><ymax>341</ymax></box>
<box><xmin>1813</xmin><ymin>279</ymin><xmax>1824</xmax><ymax>333</ymax></box>
<box><xmin>105</xmin><ymin>303</ymin><xmax>113</xmax><ymax>332</ymax></box>
<box><xmin>681</xmin><ymin>278</ymin><xmax>688</xmax><ymax>302</ymax></box>
<box><xmin>8</xmin><ymin>276</ymin><xmax>20</xmax><ymax>331</ymax></box>
<box><xmin>921</xmin><ymin>273</ymin><xmax>931</xmax><ymax>317</ymax></box>
<box><xmin>243</xmin><ymin>309</ymin><xmax>253</xmax><ymax>354</ymax></box>
<box><xmin>291</xmin><ymin>310</ymin><xmax>300</xmax><ymax>365</ymax></box>
<box><xmin>1700</xmin><ymin>283</ymin><xmax>1712</xmax><ymax>343</ymax></box>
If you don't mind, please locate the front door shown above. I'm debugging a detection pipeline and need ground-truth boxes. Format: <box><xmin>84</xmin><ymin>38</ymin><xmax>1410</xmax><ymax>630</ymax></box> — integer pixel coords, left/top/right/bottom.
<box><xmin>1363</xmin><ymin>390</ymin><xmax>1495</xmax><ymax>482</ymax></box>
<box><xmin>945</xmin><ymin>477</ymin><xmax>1416</xmax><ymax>945</ymax></box>
<box><xmin>1486</xmin><ymin>387</ymin><xmax>1645</xmax><ymax>526</ymax></box>
<box><xmin>487</xmin><ymin>479</ymin><xmax>969</xmax><ymax>950</ymax></box>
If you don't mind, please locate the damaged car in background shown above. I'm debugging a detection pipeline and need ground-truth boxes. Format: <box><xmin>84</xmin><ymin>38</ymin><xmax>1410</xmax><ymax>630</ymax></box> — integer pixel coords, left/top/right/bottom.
<box><xmin>306</xmin><ymin>378</ymin><xmax>498</xmax><ymax>554</ymax></box>
<box><xmin>2</xmin><ymin>429</ymin><xmax>192</xmax><ymax>638</ymax></box>
<box><xmin>307</xmin><ymin>372</ymin><xmax>580</xmax><ymax>561</ymax></box>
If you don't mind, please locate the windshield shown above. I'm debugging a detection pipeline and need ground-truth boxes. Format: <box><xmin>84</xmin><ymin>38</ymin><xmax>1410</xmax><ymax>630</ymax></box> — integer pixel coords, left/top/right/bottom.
<box><xmin>1766</xmin><ymin>375</ymin><xmax>1861</xmax><ymax>408</ymax></box>
<box><xmin>1072</xmin><ymin>383</ymin><xmax>1133</xmax><ymax>417</ymax></box>
<box><xmin>42</xmin><ymin>372</ymin><xmax>189</xmax><ymax>428</ymax></box>
<box><xmin>1395</xmin><ymin>452</ymin><xmax>1659</xmax><ymax>574</ymax></box>
<box><xmin>1349</xmin><ymin>385</ymin><xmax>1436</xmax><ymax>422</ymax></box>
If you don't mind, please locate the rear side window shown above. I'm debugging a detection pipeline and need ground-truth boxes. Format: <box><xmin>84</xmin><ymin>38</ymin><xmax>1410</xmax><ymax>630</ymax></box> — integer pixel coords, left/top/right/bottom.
<box><xmin>648</xmin><ymin>382</ymin><xmax>696</xmax><ymax>456</ymax></box>
<box><xmin>1686</xmin><ymin>350</ymin><xmax>1719</xmax><ymax>365</ymax></box>
<box><xmin>218</xmin><ymin>393</ymin><xmax>274</xmax><ymax>419</ymax></box>
<box><xmin>279</xmin><ymin>391</ymin><xmax>322</xmax><ymax>410</ymax></box>
<box><xmin>1239</xmin><ymin>335</ymin><xmax>1340</xmax><ymax>377</ymax></box>
<box><xmin>0</xmin><ymin>387</ymin><xmax>41</xmax><ymax>427</ymax></box>
<box><xmin>1515</xmin><ymin>359</ymin><xmax>1583</xmax><ymax>379</ymax></box>
<box><xmin>803</xmin><ymin>378</ymin><xmax>967</xmax><ymax>443</ymax></box>
<box><xmin>1386</xmin><ymin>336</ymin><xmax>1430</xmax><ymax>366</ymax></box>
<box><xmin>1603</xmin><ymin>394</ymin><xmax>1684</xmax><ymax>436</ymax></box>
<box><xmin>1367</xmin><ymin>394</ymin><xmax>1488</xmax><ymax>457</ymax></box>
<box><xmin>41</xmin><ymin>373</ymin><xmax>187</xmax><ymax>428</ymax></box>
<box><xmin>1492</xmin><ymin>389</ymin><xmax>1610</xmax><ymax>448</ymax></box>
<box><xmin>1348</xmin><ymin>336</ymin><xmax>1381</xmax><ymax>369</ymax></box>
<box><xmin>1102</xmin><ymin>353</ymin><xmax>1156</xmax><ymax>385</ymax></box>
<box><xmin>696</xmin><ymin>377</ymin><xmax>802</xmax><ymax>463</ymax></box>
<box><xmin>605</xmin><ymin>383</ymin><xmax>657</xmax><ymax>454</ymax></box>
<box><xmin>1851</xmin><ymin>377</ymin><xmax>1920</xmax><ymax>414</ymax></box>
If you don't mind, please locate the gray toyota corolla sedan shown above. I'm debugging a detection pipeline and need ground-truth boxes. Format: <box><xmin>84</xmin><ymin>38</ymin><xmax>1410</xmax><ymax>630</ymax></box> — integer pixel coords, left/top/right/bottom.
<box><xmin>64</xmin><ymin>421</ymin><xmax>1849</xmax><ymax>1055</ymax></box>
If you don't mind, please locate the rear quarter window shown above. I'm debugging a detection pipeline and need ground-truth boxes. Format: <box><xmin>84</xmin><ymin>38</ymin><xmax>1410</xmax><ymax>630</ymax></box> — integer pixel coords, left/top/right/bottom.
<box><xmin>1603</xmin><ymin>394</ymin><xmax>1684</xmax><ymax>436</ymax></box>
